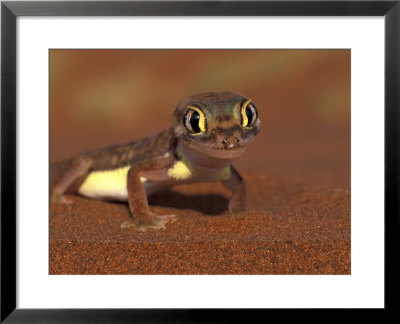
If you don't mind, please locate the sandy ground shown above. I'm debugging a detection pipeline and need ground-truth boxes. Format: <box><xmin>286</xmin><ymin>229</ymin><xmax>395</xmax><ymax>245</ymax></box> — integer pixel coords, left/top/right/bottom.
<box><xmin>50</xmin><ymin>172</ymin><xmax>350</xmax><ymax>275</ymax></box>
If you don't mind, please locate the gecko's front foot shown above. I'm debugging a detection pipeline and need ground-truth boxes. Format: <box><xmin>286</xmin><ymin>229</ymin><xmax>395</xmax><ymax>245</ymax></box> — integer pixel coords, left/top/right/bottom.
<box><xmin>121</xmin><ymin>213</ymin><xmax>176</xmax><ymax>231</ymax></box>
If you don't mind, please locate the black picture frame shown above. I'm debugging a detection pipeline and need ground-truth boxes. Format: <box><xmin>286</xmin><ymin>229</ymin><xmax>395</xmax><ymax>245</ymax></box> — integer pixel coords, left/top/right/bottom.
<box><xmin>1</xmin><ymin>0</ymin><xmax>399</xmax><ymax>322</ymax></box>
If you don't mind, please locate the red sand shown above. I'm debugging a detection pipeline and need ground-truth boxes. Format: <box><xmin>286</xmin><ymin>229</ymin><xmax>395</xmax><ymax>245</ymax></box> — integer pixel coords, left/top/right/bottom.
<box><xmin>49</xmin><ymin>172</ymin><xmax>350</xmax><ymax>275</ymax></box>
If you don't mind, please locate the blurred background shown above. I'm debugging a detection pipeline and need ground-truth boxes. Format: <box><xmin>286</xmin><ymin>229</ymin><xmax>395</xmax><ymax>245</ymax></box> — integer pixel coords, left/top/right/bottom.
<box><xmin>50</xmin><ymin>49</ymin><xmax>350</xmax><ymax>190</ymax></box>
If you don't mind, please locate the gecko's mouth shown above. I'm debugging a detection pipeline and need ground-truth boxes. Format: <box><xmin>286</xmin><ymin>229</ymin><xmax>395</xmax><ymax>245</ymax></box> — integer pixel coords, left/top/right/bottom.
<box><xmin>192</xmin><ymin>141</ymin><xmax>250</xmax><ymax>159</ymax></box>
<box><xmin>209</xmin><ymin>144</ymin><xmax>245</xmax><ymax>151</ymax></box>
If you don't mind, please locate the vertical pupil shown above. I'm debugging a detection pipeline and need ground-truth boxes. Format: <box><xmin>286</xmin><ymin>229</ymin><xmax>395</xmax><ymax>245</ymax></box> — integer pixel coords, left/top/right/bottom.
<box><xmin>245</xmin><ymin>106</ymin><xmax>254</xmax><ymax>124</ymax></box>
<box><xmin>190</xmin><ymin>111</ymin><xmax>201</xmax><ymax>133</ymax></box>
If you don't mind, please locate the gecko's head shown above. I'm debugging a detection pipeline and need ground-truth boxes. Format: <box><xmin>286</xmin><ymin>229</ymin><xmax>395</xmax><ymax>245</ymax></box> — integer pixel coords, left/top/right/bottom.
<box><xmin>172</xmin><ymin>91</ymin><xmax>261</xmax><ymax>160</ymax></box>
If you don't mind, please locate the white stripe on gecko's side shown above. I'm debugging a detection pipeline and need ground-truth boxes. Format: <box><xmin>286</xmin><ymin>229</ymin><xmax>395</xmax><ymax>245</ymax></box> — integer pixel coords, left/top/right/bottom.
<box><xmin>78</xmin><ymin>166</ymin><xmax>147</xmax><ymax>201</ymax></box>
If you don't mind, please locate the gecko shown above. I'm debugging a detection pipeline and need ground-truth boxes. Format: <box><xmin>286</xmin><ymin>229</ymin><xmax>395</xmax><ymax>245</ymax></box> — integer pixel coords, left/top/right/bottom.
<box><xmin>50</xmin><ymin>91</ymin><xmax>261</xmax><ymax>231</ymax></box>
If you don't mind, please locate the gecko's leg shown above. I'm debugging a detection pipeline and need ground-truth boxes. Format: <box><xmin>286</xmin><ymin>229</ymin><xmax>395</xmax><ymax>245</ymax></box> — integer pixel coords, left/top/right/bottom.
<box><xmin>121</xmin><ymin>156</ymin><xmax>176</xmax><ymax>231</ymax></box>
<box><xmin>50</xmin><ymin>156</ymin><xmax>93</xmax><ymax>204</ymax></box>
<box><xmin>221</xmin><ymin>166</ymin><xmax>246</xmax><ymax>214</ymax></box>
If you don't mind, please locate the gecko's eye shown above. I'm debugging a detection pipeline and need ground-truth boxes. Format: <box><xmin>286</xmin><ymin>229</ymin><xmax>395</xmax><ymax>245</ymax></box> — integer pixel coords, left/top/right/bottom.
<box><xmin>183</xmin><ymin>107</ymin><xmax>206</xmax><ymax>134</ymax></box>
<box><xmin>241</xmin><ymin>101</ymin><xmax>258</xmax><ymax>128</ymax></box>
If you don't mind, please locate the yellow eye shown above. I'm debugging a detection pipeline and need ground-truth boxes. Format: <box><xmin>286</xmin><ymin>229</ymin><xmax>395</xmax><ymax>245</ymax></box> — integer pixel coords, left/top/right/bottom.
<box><xmin>183</xmin><ymin>106</ymin><xmax>206</xmax><ymax>134</ymax></box>
<box><xmin>241</xmin><ymin>100</ymin><xmax>258</xmax><ymax>128</ymax></box>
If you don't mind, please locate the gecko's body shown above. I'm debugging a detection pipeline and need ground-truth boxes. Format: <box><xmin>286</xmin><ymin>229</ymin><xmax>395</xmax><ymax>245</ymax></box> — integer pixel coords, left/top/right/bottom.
<box><xmin>50</xmin><ymin>91</ymin><xmax>261</xmax><ymax>231</ymax></box>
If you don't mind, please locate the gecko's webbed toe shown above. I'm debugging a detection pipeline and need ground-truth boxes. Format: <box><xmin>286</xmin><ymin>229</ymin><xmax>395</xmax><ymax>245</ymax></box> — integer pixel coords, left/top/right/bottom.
<box><xmin>228</xmin><ymin>195</ymin><xmax>246</xmax><ymax>214</ymax></box>
<box><xmin>50</xmin><ymin>192</ymin><xmax>73</xmax><ymax>205</ymax></box>
<box><xmin>121</xmin><ymin>213</ymin><xmax>176</xmax><ymax>231</ymax></box>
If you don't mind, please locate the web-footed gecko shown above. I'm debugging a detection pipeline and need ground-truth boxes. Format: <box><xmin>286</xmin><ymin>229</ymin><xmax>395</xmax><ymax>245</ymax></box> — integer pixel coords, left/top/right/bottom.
<box><xmin>50</xmin><ymin>91</ymin><xmax>261</xmax><ymax>231</ymax></box>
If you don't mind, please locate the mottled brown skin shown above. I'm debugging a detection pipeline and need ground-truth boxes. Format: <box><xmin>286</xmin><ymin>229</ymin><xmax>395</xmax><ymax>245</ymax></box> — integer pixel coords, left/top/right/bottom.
<box><xmin>50</xmin><ymin>91</ymin><xmax>261</xmax><ymax>231</ymax></box>
<box><xmin>50</xmin><ymin>129</ymin><xmax>175</xmax><ymax>202</ymax></box>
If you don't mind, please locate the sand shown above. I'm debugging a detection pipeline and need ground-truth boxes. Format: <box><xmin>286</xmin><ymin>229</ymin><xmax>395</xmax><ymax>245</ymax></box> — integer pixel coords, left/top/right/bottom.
<box><xmin>49</xmin><ymin>172</ymin><xmax>350</xmax><ymax>275</ymax></box>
